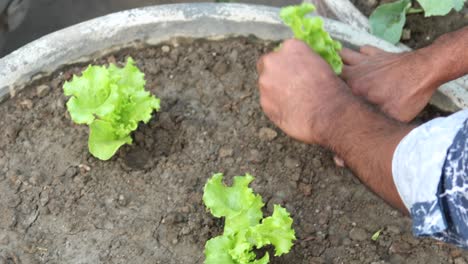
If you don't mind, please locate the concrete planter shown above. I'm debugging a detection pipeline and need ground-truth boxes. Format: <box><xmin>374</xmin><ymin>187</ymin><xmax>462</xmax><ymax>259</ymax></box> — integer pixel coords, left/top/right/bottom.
<box><xmin>0</xmin><ymin>3</ymin><xmax>464</xmax><ymax>111</ymax></box>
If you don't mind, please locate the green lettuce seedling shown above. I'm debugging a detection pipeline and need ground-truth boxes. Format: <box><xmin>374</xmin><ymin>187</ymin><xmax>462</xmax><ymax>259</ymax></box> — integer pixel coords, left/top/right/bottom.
<box><xmin>280</xmin><ymin>3</ymin><xmax>343</xmax><ymax>74</ymax></box>
<box><xmin>63</xmin><ymin>57</ymin><xmax>160</xmax><ymax>160</ymax></box>
<box><xmin>203</xmin><ymin>173</ymin><xmax>296</xmax><ymax>264</ymax></box>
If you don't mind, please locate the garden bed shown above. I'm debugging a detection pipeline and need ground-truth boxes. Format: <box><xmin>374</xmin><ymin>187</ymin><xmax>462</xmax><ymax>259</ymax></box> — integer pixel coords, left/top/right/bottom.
<box><xmin>351</xmin><ymin>0</ymin><xmax>468</xmax><ymax>49</ymax></box>
<box><xmin>0</xmin><ymin>37</ymin><xmax>467</xmax><ymax>264</ymax></box>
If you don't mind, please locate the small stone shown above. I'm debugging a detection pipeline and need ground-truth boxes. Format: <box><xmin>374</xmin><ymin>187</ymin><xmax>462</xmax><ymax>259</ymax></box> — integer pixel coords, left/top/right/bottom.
<box><xmin>285</xmin><ymin>156</ymin><xmax>300</xmax><ymax>169</ymax></box>
<box><xmin>450</xmin><ymin>249</ymin><xmax>463</xmax><ymax>258</ymax></box>
<box><xmin>386</xmin><ymin>225</ymin><xmax>401</xmax><ymax>235</ymax></box>
<box><xmin>218</xmin><ymin>147</ymin><xmax>233</xmax><ymax>159</ymax></box>
<box><xmin>258</xmin><ymin>127</ymin><xmax>277</xmax><ymax>141</ymax></box>
<box><xmin>333</xmin><ymin>155</ymin><xmax>345</xmax><ymax>167</ymax></box>
<box><xmin>6</xmin><ymin>125</ymin><xmax>19</xmax><ymax>143</ymax></box>
<box><xmin>9</xmin><ymin>87</ymin><xmax>16</xmax><ymax>97</ymax></box>
<box><xmin>39</xmin><ymin>192</ymin><xmax>49</xmax><ymax>207</ymax></box>
<box><xmin>78</xmin><ymin>164</ymin><xmax>91</xmax><ymax>173</ymax></box>
<box><xmin>342</xmin><ymin>237</ymin><xmax>352</xmax><ymax>246</ymax></box>
<box><xmin>288</xmin><ymin>171</ymin><xmax>301</xmax><ymax>182</ymax></box>
<box><xmin>29</xmin><ymin>171</ymin><xmax>43</xmax><ymax>186</ymax></box>
<box><xmin>165</xmin><ymin>212</ymin><xmax>185</xmax><ymax>225</ymax></box>
<box><xmin>454</xmin><ymin>258</ymin><xmax>468</xmax><ymax>264</ymax></box>
<box><xmin>19</xmin><ymin>99</ymin><xmax>33</xmax><ymax>110</ymax></box>
<box><xmin>6</xmin><ymin>193</ymin><xmax>21</xmax><ymax>208</ymax></box>
<box><xmin>312</xmin><ymin>157</ymin><xmax>322</xmax><ymax>168</ymax></box>
<box><xmin>247</xmin><ymin>149</ymin><xmax>264</xmax><ymax>164</ymax></box>
<box><xmin>365</xmin><ymin>0</ymin><xmax>378</xmax><ymax>7</ymax></box>
<box><xmin>161</xmin><ymin>45</ymin><xmax>171</xmax><ymax>53</ymax></box>
<box><xmin>401</xmin><ymin>29</ymin><xmax>411</xmax><ymax>40</ymax></box>
<box><xmin>22</xmin><ymin>209</ymin><xmax>39</xmax><ymax>228</ymax></box>
<box><xmin>63</xmin><ymin>166</ymin><xmax>78</xmax><ymax>178</ymax></box>
<box><xmin>213</xmin><ymin>60</ymin><xmax>229</xmax><ymax>76</ymax></box>
<box><xmin>388</xmin><ymin>241</ymin><xmax>411</xmax><ymax>254</ymax></box>
<box><xmin>0</xmin><ymin>233</ymin><xmax>9</xmax><ymax>245</ymax></box>
<box><xmin>349</xmin><ymin>227</ymin><xmax>367</xmax><ymax>241</ymax></box>
<box><xmin>180</xmin><ymin>226</ymin><xmax>191</xmax><ymax>235</ymax></box>
<box><xmin>107</xmin><ymin>55</ymin><xmax>116</xmax><ymax>64</ymax></box>
<box><xmin>118</xmin><ymin>194</ymin><xmax>128</xmax><ymax>206</ymax></box>
<box><xmin>159</xmin><ymin>112</ymin><xmax>176</xmax><ymax>130</ymax></box>
<box><xmin>298</xmin><ymin>183</ymin><xmax>312</xmax><ymax>196</ymax></box>
<box><xmin>228</xmin><ymin>49</ymin><xmax>238</xmax><ymax>63</ymax></box>
<box><xmin>36</xmin><ymin>85</ymin><xmax>51</xmax><ymax>97</ymax></box>
<box><xmin>124</xmin><ymin>148</ymin><xmax>150</xmax><ymax>170</ymax></box>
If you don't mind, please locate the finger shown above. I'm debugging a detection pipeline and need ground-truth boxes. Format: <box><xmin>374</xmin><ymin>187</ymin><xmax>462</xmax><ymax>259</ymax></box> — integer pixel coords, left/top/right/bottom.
<box><xmin>340</xmin><ymin>65</ymin><xmax>352</xmax><ymax>81</ymax></box>
<box><xmin>340</xmin><ymin>48</ymin><xmax>367</xmax><ymax>65</ymax></box>
<box><xmin>282</xmin><ymin>38</ymin><xmax>309</xmax><ymax>51</ymax></box>
<box><xmin>360</xmin><ymin>45</ymin><xmax>385</xmax><ymax>56</ymax></box>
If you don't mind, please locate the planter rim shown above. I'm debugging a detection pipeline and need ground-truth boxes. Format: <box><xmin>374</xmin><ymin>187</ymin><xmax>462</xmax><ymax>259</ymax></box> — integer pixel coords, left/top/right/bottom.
<box><xmin>0</xmin><ymin>3</ymin><xmax>463</xmax><ymax>111</ymax></box>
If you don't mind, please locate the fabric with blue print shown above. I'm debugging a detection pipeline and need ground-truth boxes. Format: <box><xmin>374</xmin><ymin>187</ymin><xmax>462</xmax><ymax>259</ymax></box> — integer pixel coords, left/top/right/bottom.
<box><xmin>412</xmin><ymin>118</ymin><xmax>468</xmax><ymax>248</ymax></box>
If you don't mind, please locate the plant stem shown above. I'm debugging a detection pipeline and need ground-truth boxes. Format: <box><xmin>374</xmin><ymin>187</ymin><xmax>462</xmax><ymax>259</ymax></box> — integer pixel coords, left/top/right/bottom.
<box><xmin>407</xmin><ymin>8</ymin><xmax>424</xmax><ymax>14</ymax></box>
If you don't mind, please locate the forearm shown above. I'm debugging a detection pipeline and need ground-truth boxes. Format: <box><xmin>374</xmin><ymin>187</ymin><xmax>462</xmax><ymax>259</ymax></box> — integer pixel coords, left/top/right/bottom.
<box><xmin>318</xmin><ymin>93</ymin><xmax>414</xmax><ymax>213</ymax></box>
<box><xmin>421</xmin><ymin>26</ymin><xmax>468</xmax><ymax>87</ymax></box>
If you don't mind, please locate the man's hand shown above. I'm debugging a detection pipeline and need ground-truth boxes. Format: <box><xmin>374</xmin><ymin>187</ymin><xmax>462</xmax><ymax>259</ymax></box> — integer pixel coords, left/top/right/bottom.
<box><xmin>340</xmin><ymin>46</ymin><xmax>438</xmax><ymax>122</ymax></box>
<box><xmin>257</xmin><ymin>39</ymin><xmax>412</xmax><ymax>213</ymax></box>
<box><xmin>257</xmin><ymin>39</ymin><xmax>349</xmax><ymax>145</ymax></box>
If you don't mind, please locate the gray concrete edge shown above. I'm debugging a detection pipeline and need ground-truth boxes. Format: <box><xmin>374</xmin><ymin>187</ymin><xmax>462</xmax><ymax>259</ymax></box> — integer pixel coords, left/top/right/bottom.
<box><xmin>0</xmin><ymin>3</ymin><xmax>464</xmax><ymax>112</ymax></box>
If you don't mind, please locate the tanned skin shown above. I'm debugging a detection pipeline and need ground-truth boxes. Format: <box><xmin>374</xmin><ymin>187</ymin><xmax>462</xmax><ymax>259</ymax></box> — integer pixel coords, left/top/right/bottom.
<box><xmin>256</xmin><ymin>27</ymin><xmax>468</xmax><ymax>214</ymax></box>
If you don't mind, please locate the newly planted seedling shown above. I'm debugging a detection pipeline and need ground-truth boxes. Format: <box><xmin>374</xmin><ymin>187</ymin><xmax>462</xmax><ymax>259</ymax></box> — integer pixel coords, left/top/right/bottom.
<box><xmin>203</xmin><ymin>173</ymin><xmax>296</xmax><ymax>264</ymax></box>
<box><xmin>370</xmin><ymin>0</ymin><xmax>466</xmax><ymax>44</ymax></box>
<box><xmin>63</xmin><ymin>58</ymin><xmax>160</xmax><ymax>160</ymax></box>
<box><xmin>280</xmin><ymin>3</ymin><xmax>343</xmax><ymax>74</ymax></box>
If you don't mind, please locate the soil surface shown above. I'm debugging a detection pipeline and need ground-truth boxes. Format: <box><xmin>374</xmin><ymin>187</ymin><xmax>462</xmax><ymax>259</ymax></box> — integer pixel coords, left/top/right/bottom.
<box><xmin>1</xmin><ymin>38</ymin><xmax>467</xmax><ymax>264</ymax></box>
<box><xmin>352</xmin><ymin>0</ymin><xmax>468</xmax><ymax>49</ymax></box>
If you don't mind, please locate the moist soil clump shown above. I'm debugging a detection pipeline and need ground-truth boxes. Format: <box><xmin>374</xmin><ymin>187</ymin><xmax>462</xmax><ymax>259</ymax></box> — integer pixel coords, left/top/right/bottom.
<box><xmin>351</xmin><ymin>0</ymin><xmax>468</xmax><ymax>49</ymax></box>
<box><xmin>0</xmin><ymin>37</ymin><xmax>467</xmax><ymax>263</ymax></box>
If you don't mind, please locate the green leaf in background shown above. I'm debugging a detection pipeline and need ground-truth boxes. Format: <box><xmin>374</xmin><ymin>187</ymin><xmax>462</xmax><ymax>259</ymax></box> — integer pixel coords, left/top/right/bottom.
<box><xmin>369</xmin><ymin>0</ymin><xmax>411</xmax><ymax>44</ymax></box>
<box><xmin>280</xmin><ymin>3</ymin><xmax>343</xmax><ymax>74</ymax></box>
<box><xmin>417</xmin><ymin>0</ymin><xmax>465</xmax><ymax>16</ymax></box>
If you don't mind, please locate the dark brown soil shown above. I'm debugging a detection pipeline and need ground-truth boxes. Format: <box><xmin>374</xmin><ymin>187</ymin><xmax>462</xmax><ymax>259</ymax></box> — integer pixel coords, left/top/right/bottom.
<box><xmin>1</xmin><ymin>37</ymin><xmax>467</xmax><ymax>264</ymax></box>
<box><xmin>352</xmin><ymin>0</ymin><xmax>468</xmax><ymax>49</ymax></box>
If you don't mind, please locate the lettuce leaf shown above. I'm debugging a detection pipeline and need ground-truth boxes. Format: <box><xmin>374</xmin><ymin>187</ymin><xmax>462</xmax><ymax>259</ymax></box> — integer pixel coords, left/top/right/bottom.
<box><xmin>417</xmin><ymin>0</ymin><xmax>465</xmax><ymax>16</ymax></box>
<box><xmin>64</xmin><ymin>57</ymin><xmax>160</xmax><ymax>160</ymax></box>
<box><xmin>249</xmin><ymin>205</ymin><xmax>296</xmax><ymax>256</ymax></box>
<box><xmin>369</xmin><ymin>0</ymin><xmax>411</xmax><ymax>44</ymax></box>
<box><xmin>280</xmin><ymin>3</ymin><xmax>343</xmax><ymax>74</ymax></box>
<box><xmin>63</xmin><ymin>65</ymin><xmax>118</xmax><ymax>124</ymax></box>
<box><xmin>203</xmin><ymin>173</ymin><xmax>296</xmax><ymax>264</ymax></box>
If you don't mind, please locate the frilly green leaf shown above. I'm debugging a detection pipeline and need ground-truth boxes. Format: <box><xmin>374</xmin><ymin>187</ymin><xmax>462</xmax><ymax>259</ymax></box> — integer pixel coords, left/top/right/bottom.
<box><xmin>369</xmin><ymin>0</ymin><xmax>411</xmax><ymax>44</ymax></box>
<box><xmin>280</xmin><ymin>3</ymin><xmax>343</xmax><ymax>74</ymax></box>
<box><xmin>249</xmin><ymin>205</ymin><xmax>296</xmax><ymax>256</ymax></box>
<box><xmin>203</xmin><ymin>173</ymin><xmax>295</xmax><ymax>264</ymax></box>
<box><xmin>63</xmin><ymin>57</ymin><xmax>160</xmax><ymax>160</ymax></box>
